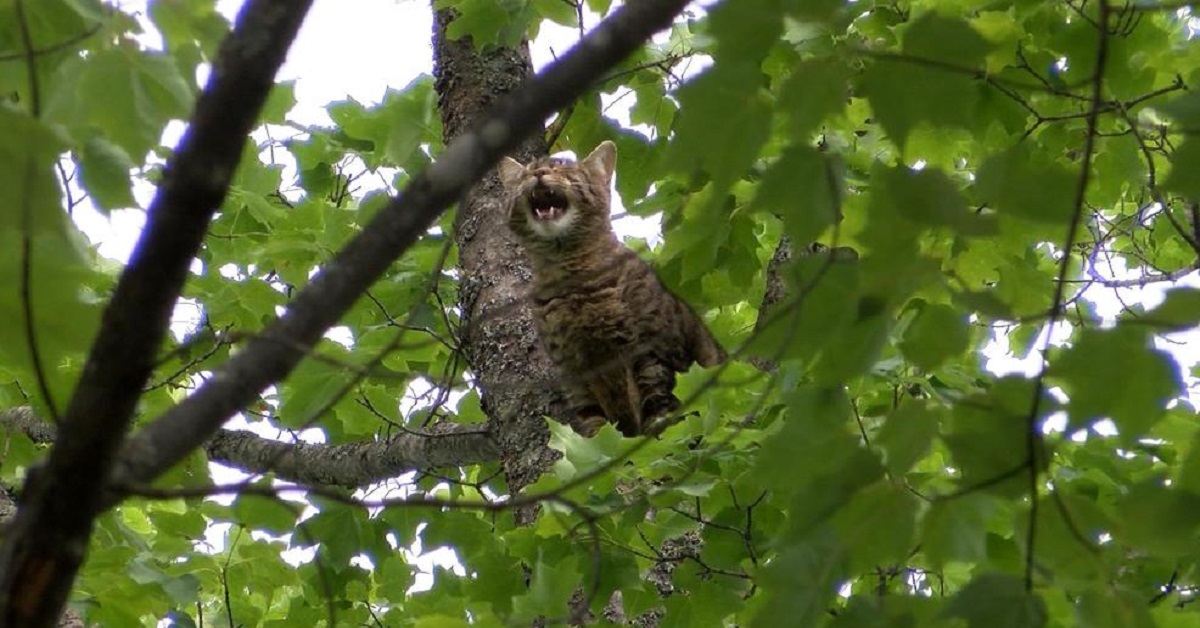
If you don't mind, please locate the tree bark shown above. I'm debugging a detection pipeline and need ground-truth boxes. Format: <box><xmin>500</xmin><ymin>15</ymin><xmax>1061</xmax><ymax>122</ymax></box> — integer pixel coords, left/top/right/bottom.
<box><xmin>431</xmin><ymin>10</ymin><xmax>564</xmax><ymax>511</ymax></box>
<box><xmin>0</xmin><ymin>1</ymin><xmax>313</xmax><ymax>624</ymax></box>
<box><xmin>0</xmin><ymin>407</ymin><xmax>498</xmax><ymax>488</ymax></box>
<box><xmin>204</xmin><ymin>425</ymin><xmax>498</xmax><ymax>486</ymax></box>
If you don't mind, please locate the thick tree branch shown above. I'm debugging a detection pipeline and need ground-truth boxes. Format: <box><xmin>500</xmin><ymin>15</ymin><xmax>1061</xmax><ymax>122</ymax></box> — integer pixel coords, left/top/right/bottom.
<box><xmin>0</xmin><ymin>406</ymin><xmax>54</xmax><ymax>444</ymax></box>
<box><xmin>206</xmin><ymin>426</ymin><xmax>498</xmax><ymax>487</ymax></box>
<box><xmin>0</xmin><ymin>407</ymin><xmax>497</xmax><ymax>489</ymax></box>
<box><xmin>0</xmin><ymin>2</ymin><xmax>313</xmax><ymax>624</ymax></box>
<box><xmin>114</xmin><ymin>0</ymin><xmax>691</xmax><ymax>489</ymax></box>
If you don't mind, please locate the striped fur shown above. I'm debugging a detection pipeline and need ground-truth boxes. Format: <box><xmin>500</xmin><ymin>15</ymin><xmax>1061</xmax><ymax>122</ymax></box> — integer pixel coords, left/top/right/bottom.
<box><xmin>498</xmin><ymin>142</ymin><xmax>726</xmax><ymax>437</ymax></box>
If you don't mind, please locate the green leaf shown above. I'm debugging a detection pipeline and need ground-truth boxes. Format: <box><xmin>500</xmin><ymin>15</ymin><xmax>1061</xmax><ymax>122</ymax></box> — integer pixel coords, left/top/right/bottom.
<box><xmin>877</xmin><ymin>400</ymin><xmax>944</xmax><ymax>475</ymax></box>
<box><xmin>752</xmin><ymin>527</ymin><xmax>847</xmax><ymax>628</ymax></box>
<box><xmin>668</xmin><ymin>64</ymin><xmax>773</xmax><ymax>191</ymax></box>
<box><xmin>778</xmin><ymin>58</ymin><xmax>848</xmax><ymax>138</ymax></box>
<box><xmin>860</xmin><ymin>60</ymin><xmax>977</xmax><ymax>152</ymax></box>
<box><xmin>753</xmin><ymin>386</ymin><xmax>865</xmax><ymax>498</ymax></box>
<box><xmin>77</xmin><ymin>135</ymin><xmax>137</xmax><ymax>212</ymax></box>
<box><xmin>0</xmin><ymin>109</ymin><xmax>101</xmax><ymax>412</ymax></box>
<box><xmin>975</xmin><ymin>145</ymin><xmax>1078</xmax><ymax>225</ymax></box>
<box><xmin>707</xmin><ymin>0</ymin><xmax>784</xmax><ymax>63</ymax></box>
<box><xmin>328</xmin><ymin>76</ymin><xmax>441</xmax><ymax>171</ymax></box>
<box><xmin>260</xmin><ymin>80</ymin><xmax>296</xmax><ymax>125</ymax></box>
<box><xmin>1113</xmin><ymin>482</ymin><xmax>1200</xmax><ymax>556</ymax></box>
<box><xmin>1164</xmin><ymin>139</ymin><xmax>1200</xmax><ymax>201</ymax></box>
<box><xmin>942</xmin><ymin>573</ymin><xmax>1047</xmax><ymax>628</ymax></box>
<box><xmin>232</xmin><ymin>493</ymin><xmax>300</xmax><ymax>535</ymax></box>
<box><xmin>0</xmin><ymin>107</ymin><xmax>68</xmax><ymax>234</ymax></box>
<box><xmin>881</xmin><ymin>164</ymin><xmax>995</xmax><ymax>235</ymax></box>
<box><xmin>902</xmin><ymin>13</ymin><xmax>991</xmax><ymax>67</ymax></box>
<box><xmin>783</xmin><ymin>0</ymin><xmax>844</xmax><ymax>22</ymax></box>
<box><xmin>545</xmin><ymin>420</ymin><xmax>623</xmax><ymax>486</ymax></box>
<box><xmin>435</xmin><ymin>0</ymin><xmax>532</xmax><ymax>47</ymax></box>
<box><xmin>858</xmin><ymin>14</ymin><xmax>990</xmax><ymax>152</ymax></box>
<box><xmin>1158</xmin><ymin>90</ymin><xmax>1200</xmax><ymax>127</ymax></box>
<box><xmin>511</xmin><ymin>551</ymin><xmax>580</xmax><ymax>620</ymax></box>
<box><xmin>415</xmin><ymin>616</ymin><xmax>471</xmax><ymax>628</ymax></box>
<box><xmin>830</xmin><ymin>481</ymin><xmax>919</xmax><ymax>572</ymax></box>
<box><xmin>1176</xmin><ymin>429</ymin><xmax>1200</xmax><ymax>495</ymax></box>
<box><xmin>900</xmin><ymin>302</ymin><xmax>971</xmax><ymax>370</ymax></box>
<box><xmin>1051</xmin><ymin>326</ymin><xmax>1179</xmax><ymax>441</ymax></box>
<box><xmin>922</xmin><ymin>494</ymin><xmax>997</xmax><ymax>569</ymax></box>
<box><xmin>531</xmin><ymin>0</ymin><xmax>576</xmax><ymax>27</ymax></box>
<box><xmin>1136</xmin><ymin>288</ymin><xmax>1200</xmax><ymax>332</ymax></box>
<box><xmin>783</xmin><ymin>447</ymin><xmax>884</xmax><ymax>539</ymax></box>
<box><xmin>45</xmin><ymin>47</ymin><xmax>193</xmax><ymax>159</ymax></box>
<box><xmin>277</xmin><ymin>356</ymin><xmax>356</xmax><ymax>434</ymax></box>
<box><xmin>943</xmin><ymin>377</ymin><xmax>1045</xmax><ymax>497</ymax></box>
<box><xmin>149</xmin><ymin>0</ymin><xmax>230</xmax><ymax>55</ymax></box>
<box><xmin>1018</xmin><ymin>494</ymin><xmax>1110</xmax><ymax>585</ymax></box>
<box><xmin>1076</xmin><ymin>586</ymin><xmax>1155</xmax><ymax>628</ymax></box>
<box><xmin>753</xmin><ymin>146</ymin><xmax>840</xmax><ymax>244</ymax></box>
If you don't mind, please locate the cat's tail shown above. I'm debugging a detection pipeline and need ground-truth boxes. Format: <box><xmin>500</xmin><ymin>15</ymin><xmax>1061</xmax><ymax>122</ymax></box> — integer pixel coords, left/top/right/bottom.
<box><xmin>586</xmin><ymin>362</ymin><xmax>643</xmax><ymax>437</ymax></box>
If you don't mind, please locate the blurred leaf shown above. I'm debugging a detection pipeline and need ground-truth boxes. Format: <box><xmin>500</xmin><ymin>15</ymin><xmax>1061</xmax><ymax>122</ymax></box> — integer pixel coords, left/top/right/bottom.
<box><xmin>77</xmin><ymin>135</ymin><xmax>137</xmax><ymax>212</ymax></box>
<box><xmin>1051</xmin><ymin>326</ymin><xmax>1179</xmax><ymax>441</ymax></box>
<box><xmin>877</xmin><ymin>165</ymin><xmax>995</xmax><ymax>236</ymax></box>
<box><xmin>1138</xmin><ymin>288</ymin><xmax>1200</xmax><ymax>332</ymax></box>
<box><xmin>753</xmin><ymin>146</ymin><xmax>841</xmax><ymax>244</ymax></box>
<box><xmin>45</xmin><ymin>47</ymin><xmax>193</xmax><ymax>159</ymax></box>
<box><xmin>1076</xmin><ymin>586</ymin><xmax>1155</xmax><ymax>628</ymax></box>
<box><xmin>1113</xmin><ymin>482</ymin><xmax>1200</xmax><ymax>557</ymax></box>
<box><xmin>900</xmin><ymin>302</ymin><xmax>971</xmax><ymax>370</ymax></box>
<box><xmin>261</xmin><ymin>80</ymin><xmax>296</xmax><ymax>125</ymax></box>
<box><xmin>779</xmin><ymin>58</ymin><xmax>848</xmax><ymax>138</ymax></box>
<box><xmin>668</xmin><ymin>64</ymin><xmax>773</xmax><ymax>191</ymax></box>
<box><xmin>1164</xmin><ymin>140</ymin><xmax>1200</xmax><ymax>201</ymax></box>
<box><xmin>922</xmin><ymin>494</ymin><xmax>998</xmax><ymax>569</ymax></box>
<box><xmin>975</xmin><ymin>145</ymin><xmax>1077</xmax><ymax>225</ymax></box>
<box><xmin>877</xmin><ymin>400</ymin><xmax>944</xmax><ymax>475</ymax></box>
<box><xmin>942</xmin><ymin>573</ymin><xmax>1046</xmax><ymax>627</ymax></box>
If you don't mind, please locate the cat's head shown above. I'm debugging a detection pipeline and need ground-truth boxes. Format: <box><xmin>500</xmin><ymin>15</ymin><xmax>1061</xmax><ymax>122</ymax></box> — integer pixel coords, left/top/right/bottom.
<box><xmin>497</xmin><ymin>142</ymin><xmax>616</xmax><ymax>248</ymax></box>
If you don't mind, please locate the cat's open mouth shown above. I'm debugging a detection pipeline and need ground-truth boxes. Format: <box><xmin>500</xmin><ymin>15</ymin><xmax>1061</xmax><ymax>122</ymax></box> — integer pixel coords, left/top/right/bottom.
<box><xmin>528</xmin><ymin>187</ymin><xmax>568</xmax><ymax>221</ymax></box>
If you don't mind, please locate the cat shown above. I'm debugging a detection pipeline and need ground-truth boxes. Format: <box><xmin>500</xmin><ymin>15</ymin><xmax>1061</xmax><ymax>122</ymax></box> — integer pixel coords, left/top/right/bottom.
<box><xmin>497</xmin><ymin>141</ymin><xmax>726</xmax><ymax>437</ymax></box>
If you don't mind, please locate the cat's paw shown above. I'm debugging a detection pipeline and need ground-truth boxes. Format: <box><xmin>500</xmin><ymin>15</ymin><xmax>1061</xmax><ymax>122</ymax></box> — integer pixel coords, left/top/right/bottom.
<box><xmin>571</xmin><ymin>415</ymin><xmax>607</xmax><ymax>438</ymax></box>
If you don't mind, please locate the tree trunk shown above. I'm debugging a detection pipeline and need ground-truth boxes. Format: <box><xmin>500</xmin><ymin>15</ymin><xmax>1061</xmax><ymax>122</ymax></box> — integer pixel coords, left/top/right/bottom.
<box><xmin>431</xmin><ymin>9</ymin><xmax>564</xmax><ymax>513</ymax></box>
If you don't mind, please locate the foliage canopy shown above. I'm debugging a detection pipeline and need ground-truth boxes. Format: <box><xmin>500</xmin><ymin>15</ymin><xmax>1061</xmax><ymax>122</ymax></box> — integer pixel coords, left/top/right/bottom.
<box><xmin>3</xmin><ymin>0</ymin><xmax>1200</xmax><ymax>626</ymax></box>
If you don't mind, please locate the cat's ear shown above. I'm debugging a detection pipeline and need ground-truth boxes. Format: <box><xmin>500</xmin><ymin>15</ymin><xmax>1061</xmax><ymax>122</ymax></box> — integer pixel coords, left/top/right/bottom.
<box><xmin>581</xmin><ymin>141</ymin><xmax>617</xmax><ymax>185</ymax></box>
<box><xmin>497</xmin><ymin>157</ymin><xmax>526</xmax><ymax>189</ymax></box>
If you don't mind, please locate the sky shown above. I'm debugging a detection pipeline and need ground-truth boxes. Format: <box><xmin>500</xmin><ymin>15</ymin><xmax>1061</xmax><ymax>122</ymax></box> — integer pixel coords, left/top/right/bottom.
<box><xmin>77</xmin><ymin>0</ymin><xmax>1200</xmax><ymax>605</ymax></box>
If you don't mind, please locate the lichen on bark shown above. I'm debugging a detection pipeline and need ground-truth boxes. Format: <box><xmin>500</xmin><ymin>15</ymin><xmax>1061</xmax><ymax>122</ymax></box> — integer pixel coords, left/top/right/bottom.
<box><xmin>431</xmin><ymin>10</ymin><xmax>565</xmax><ymax>511</ymax></box>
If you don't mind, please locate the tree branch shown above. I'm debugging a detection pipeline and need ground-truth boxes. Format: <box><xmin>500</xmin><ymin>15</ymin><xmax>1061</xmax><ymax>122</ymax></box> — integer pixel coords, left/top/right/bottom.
<box><xmin>205</xmin><ymin>425</ymin><xmax>497</xmax><ymax>488</ymax></box>
<box><xmin>0</xmin><ymin>406</ymin><xmax>54</xmax><ymax>444</ymax></box>
<box><xmin>0</xmin><ymin>1</ymin><xmax>313</xmax><ymax>624</ymax></box>
<box><xmin>113</xmin><ymin>0</ymin><xmax>691</xmax><ymax>490</ymax></box>
<box><xmin>0</xmin><ymin>407</ymin><xmax>498</xmax><ymax>489</ymax></box>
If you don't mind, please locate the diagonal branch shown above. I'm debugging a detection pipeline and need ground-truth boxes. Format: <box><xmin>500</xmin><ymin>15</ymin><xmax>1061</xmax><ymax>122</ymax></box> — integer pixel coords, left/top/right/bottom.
<box><xmin>0</xmin><ymin>1</ymin><xmax>314</xmax><ymax>625</ymax></box>
<box><xmin>113</xmin><ymin>0</ymin><xmax>692</xmax><ymax>490</ymax></box>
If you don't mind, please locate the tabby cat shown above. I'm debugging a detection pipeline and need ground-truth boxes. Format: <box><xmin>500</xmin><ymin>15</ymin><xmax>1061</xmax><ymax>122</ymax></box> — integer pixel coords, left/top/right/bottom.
<box><xmin>497</xmin><ymin>141</ymin><xmax>726</xmax><ymax>437</ymax></box>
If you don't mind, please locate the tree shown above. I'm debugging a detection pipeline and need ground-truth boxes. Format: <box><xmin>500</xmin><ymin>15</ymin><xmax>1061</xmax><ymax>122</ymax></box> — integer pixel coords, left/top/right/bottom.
<box><xmin>3</xmin><ymin>0</ymin><xmax>1200</xmax><ymax>625</ymax></box>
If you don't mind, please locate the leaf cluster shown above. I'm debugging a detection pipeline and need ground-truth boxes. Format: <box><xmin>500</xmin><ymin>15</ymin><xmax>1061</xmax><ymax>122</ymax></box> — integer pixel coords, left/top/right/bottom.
<box><xmin>5</xmin><ymin>0</ymin><xmax>1200</xmax><ymax>625</ymax></box>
